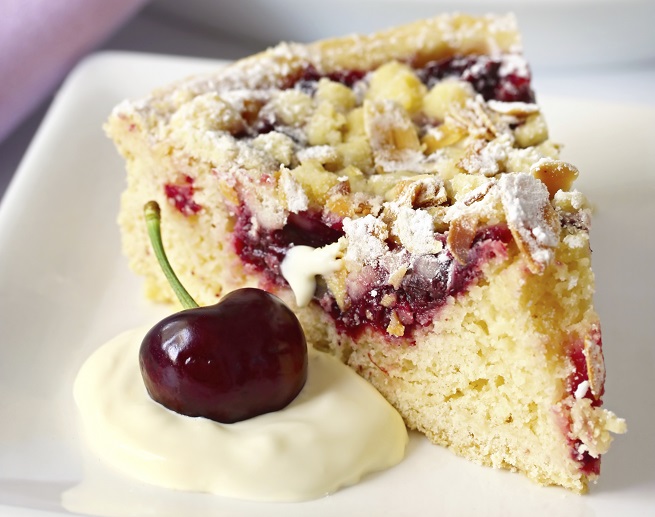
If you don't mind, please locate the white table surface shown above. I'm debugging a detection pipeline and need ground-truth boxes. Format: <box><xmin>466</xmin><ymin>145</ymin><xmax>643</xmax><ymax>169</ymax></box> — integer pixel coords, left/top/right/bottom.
<box><xmin>1</xmin><ymin>5</ymin><xmax>654</xmax><ymax>204</ymax></box>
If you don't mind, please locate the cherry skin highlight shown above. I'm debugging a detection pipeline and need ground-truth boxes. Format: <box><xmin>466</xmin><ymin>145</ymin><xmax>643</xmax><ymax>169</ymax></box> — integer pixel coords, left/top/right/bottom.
<box><xmin>140</xmin><ymin>288</ymin><xmax>308</xmax><ymax>423</ymax></box>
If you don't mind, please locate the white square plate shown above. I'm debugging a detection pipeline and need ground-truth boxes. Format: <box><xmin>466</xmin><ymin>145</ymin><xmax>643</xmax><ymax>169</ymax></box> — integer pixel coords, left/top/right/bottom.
<box><xmin>0</xmin><ymin>52</ymin><xmax>653</xmax><ymax>517</ymax></box>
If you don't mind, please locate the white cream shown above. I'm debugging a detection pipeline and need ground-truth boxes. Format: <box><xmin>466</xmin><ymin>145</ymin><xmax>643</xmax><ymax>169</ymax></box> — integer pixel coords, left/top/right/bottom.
<box><xmin>74</xmin><ymin>327</ymin><xmax>407</xmax><ymax>502</ymax></box>
<box><xmin>280</xmin><ymin>243</ymin><xmax>342</xmax><ymax>307</ymax></box>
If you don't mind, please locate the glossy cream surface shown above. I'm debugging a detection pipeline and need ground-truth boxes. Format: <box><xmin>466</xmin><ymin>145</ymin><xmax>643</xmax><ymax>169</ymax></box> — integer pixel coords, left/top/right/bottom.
<box><xmin>74</xmin><ymin>327</ymin><xmax>407</xmax><ymax>502</ymax></box>
<box><xmin>281</xmin><ymin>243</ymin><xmax>342</xmax><ymax>307</ymax></box>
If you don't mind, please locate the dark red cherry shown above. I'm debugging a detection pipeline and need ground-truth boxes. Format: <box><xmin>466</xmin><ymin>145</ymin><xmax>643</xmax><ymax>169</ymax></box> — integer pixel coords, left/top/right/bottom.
<box><xmin>140</xmin><ymin>201</ymin><xmax>307</xmax><ymax>423</ymax></box>
<box><xmin>140</xmin><ymin>288</ymin><xmax>307</xmax><ymax>423</ymax></box>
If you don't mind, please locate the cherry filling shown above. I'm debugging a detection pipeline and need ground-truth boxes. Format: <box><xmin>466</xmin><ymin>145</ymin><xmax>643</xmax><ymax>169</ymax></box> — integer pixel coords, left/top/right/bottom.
<box><xmin>233</xmin><ymin>207</ymin><xmax>513</xmax><ymax>339</ymax></box>
<box><xmin>322</xmin><ymin>226</ymin><xmax>512</xmax><ymax>339</ymax></box>
<box><xmin>567</xmin><ymin>334</ymin><xmax>604</xmax><ymax>408</ymax></box>
<box><xmin>227</xmin><ymin>53</ymin><xmax>535</xmax><ymax>138</ymax></box>
<box><xmin>564</xmin><ymin>331</ymin><xmax>605</xmax><ymax>475</ymax></box>
<box><xmin>288</xmin><ymin>54</ymin><xmax>534</xmax><ymax>103</ymax></box>
<box><xmin>290</xmin><ymin>65</ymin><xmax>368</xmax><ymax>93</ymax></box>
<box><xmin>164</xmin><ymin>175</ymin><xmax>202</xmax><ymax>216</ymax></box>
<box><xmin>233</xmin><ymin>208</ymin><xmax>343</xmax><ymax>287</ymax></box>
<box><xmin>416</xmin><ymin>55</ymin><xmax>535</xmax><ymax>103</ymax></box>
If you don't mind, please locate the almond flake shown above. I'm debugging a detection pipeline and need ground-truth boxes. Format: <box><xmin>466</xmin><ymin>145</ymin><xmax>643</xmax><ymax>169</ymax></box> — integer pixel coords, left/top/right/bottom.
<box><xmin>364</xmin><ymin>99</ymin><xmax>423</xmax><ymax>173</ymax></box>
<box><xmin>447</xmin><ymin>214</ymin><xmax>479</xmax><ymax>265</ymax></box>
<box><xmin>498</xmin><ymin>172</ymin><xmax>560</xmax><ymax>274</ymax></box>
<box><xmin>531</xmin><ymin>158</ymin><xmax>579</xmax><ymax>199</ymax></box>
<box><xmin>448</xmin><ymin>95</ymin><xmax>501</xmax><ymax>140</ymax></box>
<box><xmin>487</xmin><ymin>100</ymin><xmax>539</xmax><ymax>116</ymax></box>
<box><xmin>583</xmin><ymin>329</ymin><xmax>606</xmax><ymax>399</ymax></box>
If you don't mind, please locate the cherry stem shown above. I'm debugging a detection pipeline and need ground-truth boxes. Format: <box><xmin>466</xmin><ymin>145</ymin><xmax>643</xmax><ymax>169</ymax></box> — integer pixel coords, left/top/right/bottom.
<box><xmin>144</xmin><ymin>201</ymin><xmax>199</xmax><ymax>310</ymax></box>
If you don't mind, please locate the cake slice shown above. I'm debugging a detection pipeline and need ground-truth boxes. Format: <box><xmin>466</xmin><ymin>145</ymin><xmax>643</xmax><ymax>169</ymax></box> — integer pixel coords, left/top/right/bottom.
<box><xmin>106</xmin><ymin>14</ymin><xmax>625</xmax><ymax>493</ymax></box>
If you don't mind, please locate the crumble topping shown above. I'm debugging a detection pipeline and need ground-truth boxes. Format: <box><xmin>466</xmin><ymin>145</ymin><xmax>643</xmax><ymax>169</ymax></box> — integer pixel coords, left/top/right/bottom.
<box><xmin>569</xmin><ymin>398</ymin><xmax>627</xmax><ymax>460</ymax></box>
<box><xmin>279</xmin><ymin>168</ymin><xmax>309</xmax><ymax>213</ymax></box>
<box><xmin>112</xmin><ymin>20</ymin><xmax>590</xmax><ymax>334</ymax></box>
<box><xmin>149</xmin><ymin>48</ymin><xmax>585</xmax><ymax>289</ymax></box>
<box><xmin>498</xmin><ymin>172</ymin><xmax>559</xmax><ymax>273</ymax></box>
<box><xmin>342</xmin><ymin>215</ymin><xmax>389</xmax><ymax>266</ymax></box>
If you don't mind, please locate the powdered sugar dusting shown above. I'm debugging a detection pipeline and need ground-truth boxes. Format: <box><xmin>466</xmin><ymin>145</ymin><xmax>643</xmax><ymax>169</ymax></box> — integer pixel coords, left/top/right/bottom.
<box><xmin>498</xmin><ymin>53</ymin><xmax>530</xmax><ymax>78</ymax></box>
<box><xmin>393</xmin><ymin>206</ymin><xmax>443</xmax><ymax>255</ymax></box>
<box><xmin>298</xmin><ymin>145</ymin><xmax>339</xmax><ymax>164</ymax></box>
<box><xmin>498</xmin><ymin>173</ymin><xmax>558</xmax><ymax>267</ymax></box>
<box><xmin>342</xmin><ymin>215</ymin><xmax>389</xmax><ymax>265</ymax></box>
<box><xmin>554</xmin><ymin>189</ymin><xmax>587</xmax><ymax>211</ymax></box>
<box><xmin>279</xmin><ymin>168</ymin><xmax>309</xmax><ymax>213</ymax></box>
<box><xmin>445</xmin><ymin>179</ymin><xmax>500</xmax><ymax>223</ymax></box>
<box><xmin>109</xmin><ymin>14</ymin><xmax>575</xmax><ymax>286</ymax></box>
<box><xmin>487</xmin><ymin>100</ymin><xmax>539</xmax><ymax>115</ymax></box>
<box><xmin>460</xmin><ymin>133</ymin><xmax>513</xmax><ymax>176</ymax></box>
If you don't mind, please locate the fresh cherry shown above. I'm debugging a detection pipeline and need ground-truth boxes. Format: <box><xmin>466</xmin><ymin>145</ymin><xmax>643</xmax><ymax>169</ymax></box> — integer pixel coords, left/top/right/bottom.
<box><xmin>140</xmin><ymin>201</ymin><xmax>308</xmax><ymax>423</ymax></box>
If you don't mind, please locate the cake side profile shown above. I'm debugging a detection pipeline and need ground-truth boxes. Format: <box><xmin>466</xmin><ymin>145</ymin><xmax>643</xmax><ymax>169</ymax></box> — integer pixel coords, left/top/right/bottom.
<box><xmin>106</xmin><ymin>14</ymin><xmax>625</xmax><ymax>493</ymax></box>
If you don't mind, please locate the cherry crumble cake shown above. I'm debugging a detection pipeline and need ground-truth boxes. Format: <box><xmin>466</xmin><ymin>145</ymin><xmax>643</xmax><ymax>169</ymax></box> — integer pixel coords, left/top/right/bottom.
<box><xmin>106</xmin><ymin>14</ymin><xmax>625</xmax><ymax>492</ymax></box>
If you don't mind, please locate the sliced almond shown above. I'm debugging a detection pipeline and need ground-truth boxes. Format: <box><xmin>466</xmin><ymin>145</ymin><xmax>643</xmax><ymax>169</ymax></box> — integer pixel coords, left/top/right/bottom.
<box><xmin>531</xmin><ymin>159</ymin><xmax>579</xmax><ymax>199</ymax></box>
<box><xmin>583</xmin><ymin>328</ymin><xmax>606</xmax><ymax>400</ymax></box>
<box><xmin>447</xmin><ymin>96</ymin><xmax>500</xmax><ymax>140</ymax></box>
<box><xmin>462</xmin><ymin>179</ymin><xmax>496</xmax><ymax>206</ymax></box>
<box><xmin>458</xmin><ymin>135</ymin><xmax>512</xmax><ymax>177</ymax></box>
<box><xmin>487</xmin><ymin>100</ymin><xmax>540</xmax><ymax>117</ymax></box>
<box><xmin>384</xmin><ymin>175</ymin><xmax>447</xmax><ymax>207</ymax></box>
<box><xmin>498</xmin><ymin>173</ymin><xmax>560</xmax><ymax>274</ymax></box>
<box><xmin>508</xmin><ymin>200</ymin><xmax>561</xmax><ymax>274</ymax></box>
<box><xmin>364</xmin><ymin>99</ymin><xmax>423</xmax><ymax>173</ymax></box>
<box><xmin>447</xmin><ymin>214</ymin><xmax>479</xmax><ymax>265</ymax></box>
<box><xmin>422</xmin><ymin>122</ymin><xmax>467</xmax><ymax>153</ymax></box>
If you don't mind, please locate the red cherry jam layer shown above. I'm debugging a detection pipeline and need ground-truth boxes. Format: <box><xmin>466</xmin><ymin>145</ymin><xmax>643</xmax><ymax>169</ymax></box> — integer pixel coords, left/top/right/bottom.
<box><xmin>232</xmin><ymin>208</ymin><xmax>512</xmax><ymax>340</ymax></box>
<box><xmin>243</xmin><ymin>53</ymin><xmax>534</xmax><ymax>139</ymax></box>
<box><xmin>290</xmin><ymin>66</ymin><xmax>368</xmax><ymax>92</ymax></box>
<box><xmin>289</xmin><ymin>53</ymin><xmax>534</xmax><ymax>103</ymax></box>
<box><xmin>163</xmin><ymin>54</ymin><xmax>533</xmax><ymax>211</ymax></box>
<box><xmin>567</xmin><ymin>331</ymin><xmax>604</xmax><ymax>407</ymax></box>
<box><xmin>233</xmin><ymin>208</ymin><xmax>343</xmax><ymax>285</ymax></box>
<box><xmin>322</xmin><ymin>226</ymin><xmax>512</xmax><ymax>340</ymax></box>
<box><xmin>416</xmin><ymin>55</ymin><xmax>534</xmax><ymax>103</ymax></box>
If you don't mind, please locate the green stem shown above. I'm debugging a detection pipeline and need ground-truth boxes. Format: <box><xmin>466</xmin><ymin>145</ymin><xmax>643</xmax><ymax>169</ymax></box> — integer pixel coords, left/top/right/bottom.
<box><xmin>144</xmin><ymin>201</ymin><xmax>199</xmax><ymax>309</ymax></box>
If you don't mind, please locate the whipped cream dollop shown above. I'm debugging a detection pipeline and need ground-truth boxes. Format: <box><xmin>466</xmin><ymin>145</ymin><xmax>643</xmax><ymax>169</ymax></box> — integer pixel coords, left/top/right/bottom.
<box><xmin>74</xmin><ymin>327</ymin><xmax>407</xmax><ymax>502</ymax></box>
